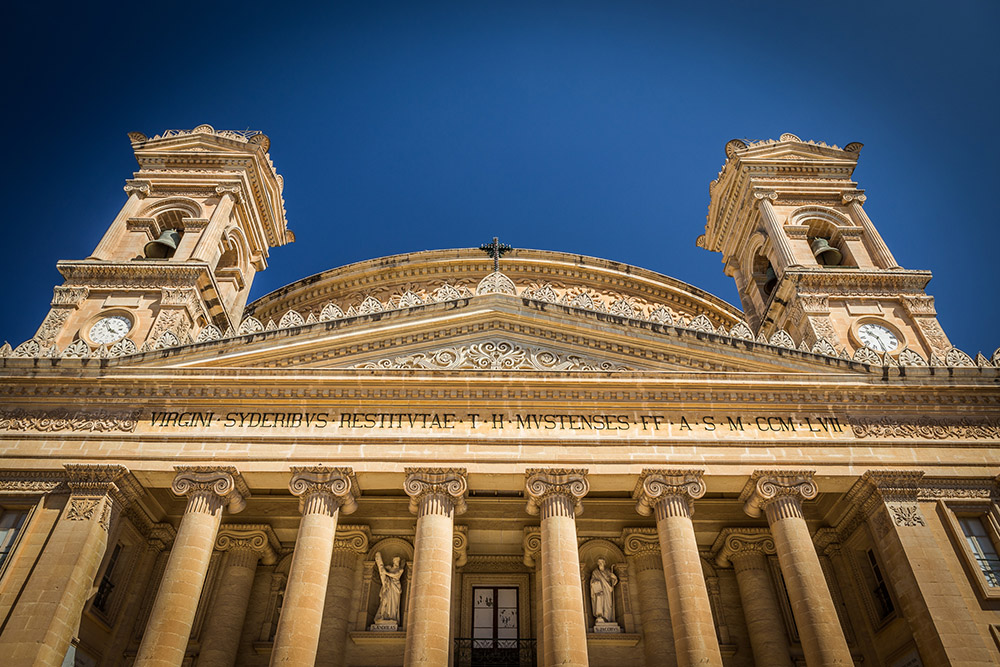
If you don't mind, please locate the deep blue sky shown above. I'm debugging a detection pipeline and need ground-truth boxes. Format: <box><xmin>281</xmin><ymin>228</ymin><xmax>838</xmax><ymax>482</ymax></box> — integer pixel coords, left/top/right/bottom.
<box><xmin>1</xmin><ymin>1</ymin><xmax>997</xmax><ymax>356</ymax></box>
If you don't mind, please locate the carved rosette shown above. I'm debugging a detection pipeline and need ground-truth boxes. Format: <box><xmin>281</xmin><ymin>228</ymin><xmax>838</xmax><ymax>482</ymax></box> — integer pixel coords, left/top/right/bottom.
<box><xmin>633</xmin><ymin>469</ymin><xmax>706</xmax><ymax>520</ymax></box>
<box><xmin>525</xmin><ymin>468</ymin><xmax>589</xmax><ymax>518</ymax></box>
<box><xmin>404</xmin><ymin>468</ymin><xmax>468</xmax><ymax>517</ymax></box>
<box><xmin>216</xmin><ymin>525</ymin><xmax>279</xmax><ymax>565</ymax></box>
<box><xmin>712</xmin><ymin>528</ymin><xmax>776</xmax><ymax>568</ymax></box>
<box><xmin>172</xmin><ymin>466</ymin><xmax>250</xmax><ymax>515</ymax></box>
<box><xmin>622</xmin><ymin>528</ymin><xmax>661</xmax><ymax>572</ymax></box>
<box><xmin>740</xmin><ymin>470</ymin><xmax>818</xmax><ymax>520</ymax></box>
<box><xmin>522</xmin><ymin>527</ymin><xmax>542</xmax><ymax>567</ymax></box>
<box><xmin>289</xmin><ymin>466</ymin><xmax>359</xmax><ymax>516</ymax></box>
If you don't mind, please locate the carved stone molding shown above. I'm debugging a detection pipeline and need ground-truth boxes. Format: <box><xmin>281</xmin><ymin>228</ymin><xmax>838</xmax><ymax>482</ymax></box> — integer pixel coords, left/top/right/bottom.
<box><xmin>172</xmin><ymin>466</ymin><xmax>250</xmax><ymax>514</ymax></box>
<box><xmin>711</xmin><ymin>528</ymin><xmax>776</xmax><ymax>567</ymax></box>
<box><xmin>464</xmin><ymin>555</ymin><xmax>529</xmax><ymax>572</ymax></box>
<box><xmin>403</xmin><ymin>468</ymin><xmax>468</xmax><ymax>516</ymax></box>
<box><xmin>51</xmin><ymin>286</ymin><xmax>89</xmax><ymax>306</ymax></box>
<box><xmin>289</xmin><ymin>466</ymin><xmax>359</xmax><ymax>515</ymax></box>
<box><xmin>215</xmin><ymin>525</ymin><xmax>280</xmax><ymax>565</ymax></box>
<box><xmin>838</xmin><ymin>470</ymin><xmax>925</xmax><ymax>539</ymax></box>
<box><xmin>918</xmin><ymin>478</ymin><xmax>1000</xmax><ymax>500</ymax></box>
<box><xmin>476</xmin><ymin>271</ymin><xmax>516</xmax><ymax>295</ymax></box>
<box><xmin>525</xmin><ymin>468</ymin><xmax>589</xmax><ymax>517</ymax></box>
<box><xmin>0</xmin><ymin>408</ymin><xmax>140</xmax><ymax>433</ymax></box>
<box><xmin>354</xmin><ymin>339</ymin><xmax>634</xmax><ymax>371</ymax></box>
<box><xmin>522</xmin><ymin>527</ymin><xmax>542</xmax><ymax>567</ymax></box>
<box><xmin>740</xmin><ymin>470</ymin><xmax>818</xmax><ymax>519</ymax></box>
<box><xmin>849</xmin><ymin>416</ymin><xmax>1000</xmax><ymax>440</ymax></box>
<box><xmin>633</xmin><ymin>469</ymin><xmax>706</xmax><ymax>518</ymax></box>
<box><xmin>0</xmin><ymin>471</ymin><xmax>64</xmax><ymax>494</ymax></box>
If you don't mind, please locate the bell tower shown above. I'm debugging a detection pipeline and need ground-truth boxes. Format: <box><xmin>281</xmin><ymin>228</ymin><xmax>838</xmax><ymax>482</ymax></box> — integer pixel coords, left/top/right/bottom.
<box><xmin>30</xmin><ymin>125</ymin><xmax>293</xmax><ymax>353</ymax></box>
<box><xmin>699</xmin><ymin>133</ymin><xmax>950</xmax><ymax>360</ymax></box>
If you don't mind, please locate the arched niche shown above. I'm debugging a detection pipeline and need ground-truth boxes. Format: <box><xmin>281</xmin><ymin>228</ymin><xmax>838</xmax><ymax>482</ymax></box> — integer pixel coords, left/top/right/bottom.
<box><xmin>360</xmin><ymin>537</ymin><xmax>414</xmax><ymax>631</ymax></box>
<box><xmin>579</xmin><ymin>538</ymin><xmax>631</xmax><ymax>632</ymax></box>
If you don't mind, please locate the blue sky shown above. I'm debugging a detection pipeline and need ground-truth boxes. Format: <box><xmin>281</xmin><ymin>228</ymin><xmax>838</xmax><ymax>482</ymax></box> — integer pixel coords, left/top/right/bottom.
<box><xmin>1</xmin><ymin>1</ymin><xmax>997</xmax><ymax>355</ymax></box>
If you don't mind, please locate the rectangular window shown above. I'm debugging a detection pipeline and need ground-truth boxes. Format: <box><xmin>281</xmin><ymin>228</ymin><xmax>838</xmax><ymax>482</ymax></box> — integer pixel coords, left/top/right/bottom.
<box><xmin>93</xmin><ymin>543</ymin><xmax>123</xmax><ymax>613</ymax></box>
<box><xmin>472</xmin><ymin>586</ymin><xmax>519</xmax><ymax>649</ymax></box>
<box><xmin>865</xmin><ymin>549</ymin><xmax>895</xmax><ymax>620</ymax></box>
<box><xmin>959</xmin><ymin>516</ymin><xmax>1000</xmax><ymax>587</ymax></box>
<box><xmin>0</xmin><ymin>508</ymin><xmax>28</xmax><ymax>571</ymax></box>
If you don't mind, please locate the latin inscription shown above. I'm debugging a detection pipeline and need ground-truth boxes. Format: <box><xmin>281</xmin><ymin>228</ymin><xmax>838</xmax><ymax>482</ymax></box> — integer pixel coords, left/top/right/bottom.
<box><xmin>148</xmin><ymin>411</ymin><xmax>844</xmax><ymax>434</ymax></box>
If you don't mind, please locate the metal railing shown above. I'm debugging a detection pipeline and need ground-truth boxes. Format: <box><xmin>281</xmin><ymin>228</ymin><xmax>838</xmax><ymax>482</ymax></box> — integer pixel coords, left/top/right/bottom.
<box><xmin>453</xmin><ymin>638</ymin><xmax>537</xmax><ymax>667</ymax></box>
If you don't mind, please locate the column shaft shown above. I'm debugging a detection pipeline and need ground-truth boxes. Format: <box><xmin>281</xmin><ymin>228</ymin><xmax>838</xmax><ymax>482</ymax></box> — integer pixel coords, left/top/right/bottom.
<box><xmin>198</xmin><ymin>549</ymin><xmax>259</xmax><ymax>667</ymax></box>
<box><xmin>731</xmin><ymin>553</ymin><xmax>792</xmax><ymax>667</ymax></box>
<box><xmin>766</xmin><ymin>497</ymin><xmax>852</xmax><ymax>666</ymax></box>
<box><xmin>135</xmin><ymin>492</ymin><xmax>226</xmax><ymax>667</ymax></box>
<box><xmin>846</xmin><ymin>199</ymin><xmax>900</xmax><ymax>269</ymax></box>
<box><xmin>191</xmin><ymin>191</ymin><xmax>236</xmax><ymax>262</ymax></box>
<box><xmin>539</xmin><ymin>495</ymin><xmax>588</xmax><ymax>667</ymax></box>
<box><xmin>317</xmin><ymin>549</ymin><xmax>362</xmax><ymax>667</ymax></box>
<box><xmin>270</xmin><ymin>495</ymin><xmax>341</xmax><ymax>665</ymax></box>
<box><xmin>654</xmin><ymin>497</ymin><xmax>723</xmax><ymax>667</ymax></box>
<box><xmin>404</xmin><ymin>496</ymin><xmax>457</xmax><ymax>667</ymax></box>
<box><xmin>630</xmin><ymin>553</ymin><xmax>676</xmax><ymax>667</ymax></box>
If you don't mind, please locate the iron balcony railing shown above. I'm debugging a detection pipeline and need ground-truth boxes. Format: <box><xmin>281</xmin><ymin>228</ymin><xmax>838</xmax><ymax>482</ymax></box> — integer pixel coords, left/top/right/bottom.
<box><xmin>453</xmin><ymin>638</ymin><xmax>537</xmax><ymax>667</ymax></box>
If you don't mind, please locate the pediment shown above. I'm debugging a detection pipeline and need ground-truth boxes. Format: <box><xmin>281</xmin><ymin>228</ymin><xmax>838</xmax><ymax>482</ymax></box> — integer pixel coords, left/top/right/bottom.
<box><xmin>123</xmin><ymin>293</ymin><xmax>868</xmax><ymax>376</ymax></box>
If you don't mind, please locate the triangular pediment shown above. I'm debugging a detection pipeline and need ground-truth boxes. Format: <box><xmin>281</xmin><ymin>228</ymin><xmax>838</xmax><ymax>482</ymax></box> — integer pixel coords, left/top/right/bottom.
<box><xmin>120</xmin><ymin>294</ymin><xmax>868</xmax><ymax>376</ymax></box>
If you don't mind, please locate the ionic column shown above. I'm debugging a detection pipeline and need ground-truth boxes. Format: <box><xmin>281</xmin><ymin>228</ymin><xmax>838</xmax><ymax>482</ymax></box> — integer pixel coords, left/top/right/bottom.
<box><xmin>712</xmin><ymin>528</ymin><xmax>792</xmax><ymax>667</ymax></box>
<box><xmin>844</xmin><ymin>471</ymin><xmax>995</xmax><ymax>665</ymax></box>
<box><xmin>754</xmin><ymin>189</ymin><xmax>800</xmax><ymax>270</ymax></box>
<box><xmin>316</xmin><ymin>526</ymin><xmax>371</xmax><ymax>667</ymax></box>
<box><xmin>403</xmin><ymin>468</ymin><xmax>468</xmax><ymax>667</ymax></box>
<box><xmin>634</xmin><ymin>470</ymin><xmax>722</xmax><ymax>667</ymax></box>
<box><xmin>135</xmin><ymin>467</ymin><xmax>249</xmax><ymax>667</ymax></box>
<box><xmin>522</xmin><ymin>528</ymin><xmax>545</xmax><ymax>667</ymax></box>
<box><xmin>191</xmin><ymin>184</ymin><xmax>241</xmax><ymax>262</ymax></box>
<box><xmin>271</xmin><ymin>467</ymin><xmax>360</xmax><ymax>666</ymax></box>
<box><xmin>198</xmin><ymin>526</ymin><xmax>279</xmax><ymax>667</ymax></box>
<box><xmin>525</xmin><ymin>468</ymin><xmax>590</xmax><ymax>667</ymax></box>
<box><xmin>0</xmin><ymin>465</ymin><xmax>137</xmax><ymax>667</ymax></box>
<box><xmin>741</xmin><ymin>470</ymin><xmax>852</xmax><ymax>667</ymax></box>
<box><xmin>842</xmin><ymin>192</ymin><xmax>901</xmax><ymax>269</ymax></box>
<box><xmin>622</xmin><ymin>528</ymin><xmax>676</xmax><ymax>667</ymax></box>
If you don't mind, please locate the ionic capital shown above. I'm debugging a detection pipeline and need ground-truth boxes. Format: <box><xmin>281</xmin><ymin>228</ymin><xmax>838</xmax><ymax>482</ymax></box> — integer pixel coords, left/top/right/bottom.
<box><xmin>333</xmin><ymin>525</ymin><xmax>371</xmax><ymax>555</ymax></box>
<box><xmin>216</xmin><ymin>525</ymin><xmax>279</xmax><ymax>565</ymax></box>
<box><xmin>525</xmin><ymin>468</ymin><xmax>589</xmax><ymax>517</ymax></box>
<box><xmin>712</xmin><ymin>528</ymin><xmax>776</xmax><ymax>567</ymax></box>
<box><xmin>752</xmin><ymin>188</ymin><xmax>778</xmax><ymax>202</ymax></box>
<box><xmin>289</xmin><ymin>466</ymin><xmax>359</xmax><ymax>516</ymax></box>
<box><xmin>740</xmin><ymin>470</ymin><xmax>817</xmax><ymax>519</ymax></box>
<box><xmin>633</xmin><ymin>469</ymin><xmax>706</xmax><ymax>518</ymax></box>
<box><xmin>841</xmin><ymin>191</ymin><xmax>867</xmax><ymax>206</ymax></box>
<box><xmin>215</xmin><ymin>183</ymin><xmax>243</xmax><ymax>202</ymax></box>
<box><xmin>622</xmin><ymin>527</ymin><xmax>660</xmax><ymax>557</ymax></box>
<box><xmin>522</xmin><ymin>527</ymin><xmax>542</xmax><ymax>567</ymax></box>
<box><xmin>123</xmin><ymin>179</ymin><xmax>152</xmax><ymax>198</ymax></box>
<box><xmin>404</xmin><ymin>468</ymin><xmax>468</xmax><ymax>516</ymax></box>
<box><xmin>172</xmin><ymin>466</ymin><xmax>250</xmax><ymax>514</ymax></box>
<box><xmin>454</xmin><ymin>525</ymin><xmax>469</xmax><ymax>567</ymax></box>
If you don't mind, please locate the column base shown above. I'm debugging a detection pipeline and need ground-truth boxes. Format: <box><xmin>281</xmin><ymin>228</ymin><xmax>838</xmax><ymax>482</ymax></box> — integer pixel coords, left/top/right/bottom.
<box><xmin>592</xmin><ymin>621</ymin><xmax>621</xmax><ymax>633</ymax></box>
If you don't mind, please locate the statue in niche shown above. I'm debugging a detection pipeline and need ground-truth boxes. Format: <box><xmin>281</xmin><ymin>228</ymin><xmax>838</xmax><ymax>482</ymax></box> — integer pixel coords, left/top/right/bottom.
<box><xmin>589</xmin><ymin>558</ymin><xmax>620</xmax><ymax>631</ymax></box>
<box><xmin>372</xmin><ymin>552</ymin><xmax>406</xmax><ymax>629</ymax></box>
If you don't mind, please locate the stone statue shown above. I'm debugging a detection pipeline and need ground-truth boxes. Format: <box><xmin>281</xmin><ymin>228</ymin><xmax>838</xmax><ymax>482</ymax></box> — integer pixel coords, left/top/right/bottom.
<box><xmin>589</xmin><ymin>558</ymin><xmax>619</xmax><ymax>627</ymax></box>
<box><xmin>373</xmin><ymin>552</ymin><xmax>405</xmax><ymax>627</ymax></box>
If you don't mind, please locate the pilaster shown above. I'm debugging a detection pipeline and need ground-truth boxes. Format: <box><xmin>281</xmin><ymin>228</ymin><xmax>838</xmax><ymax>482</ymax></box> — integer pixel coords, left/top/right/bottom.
<box><xmin>622</xmin><ymin>528</ymin><xmax>676</xmax><ymax>667</ymax></box>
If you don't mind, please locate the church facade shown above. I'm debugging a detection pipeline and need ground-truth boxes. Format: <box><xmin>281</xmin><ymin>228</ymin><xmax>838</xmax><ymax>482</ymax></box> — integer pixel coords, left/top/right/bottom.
<box><xmin>0</xmin><ymin>126</ymin><xmax>997</xmax><ymax>667</ymax></box>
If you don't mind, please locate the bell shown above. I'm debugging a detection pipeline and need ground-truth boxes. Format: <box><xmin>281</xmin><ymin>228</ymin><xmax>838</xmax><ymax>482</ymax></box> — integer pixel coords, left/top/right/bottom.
<box><xmin>811</xmin><ymin>237</ymin><xmax>842</xmax><ymax>266</ymax></box>
<box><xmin>143</xmin><ymin>229</ymin><xmax>181</xmax><ymax>259</ymax></box>
<box><xmin>764</xmin><ymin>266</ymin><xmax>777</xmax><ymax>293</ymax></box>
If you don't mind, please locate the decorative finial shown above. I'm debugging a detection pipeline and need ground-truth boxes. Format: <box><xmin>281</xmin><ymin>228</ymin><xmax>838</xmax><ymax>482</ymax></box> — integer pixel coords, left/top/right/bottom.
<box><xmin>479</xmin><ymin>236</ymin><xmax>512</xmax><ymax>272</ymax></box>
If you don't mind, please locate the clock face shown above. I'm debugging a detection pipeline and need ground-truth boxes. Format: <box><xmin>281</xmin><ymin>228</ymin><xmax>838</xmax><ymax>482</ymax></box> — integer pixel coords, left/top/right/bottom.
<box><xmin>88</xmin><ymin>315</ymin><xmax>132</xmax><ymax>345</ymax></box>
<box><xmin>857</xmin><ymin>322</ymin><xmax>899</xmax><ymax>353</ymax></box>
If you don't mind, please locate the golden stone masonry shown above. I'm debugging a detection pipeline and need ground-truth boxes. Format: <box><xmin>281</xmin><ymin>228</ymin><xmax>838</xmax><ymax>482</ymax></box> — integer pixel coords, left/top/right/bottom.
<box><xmin>0</xmin><ymin>126</ymin><xmax>998</xmax><ymax>666</ymax></box>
